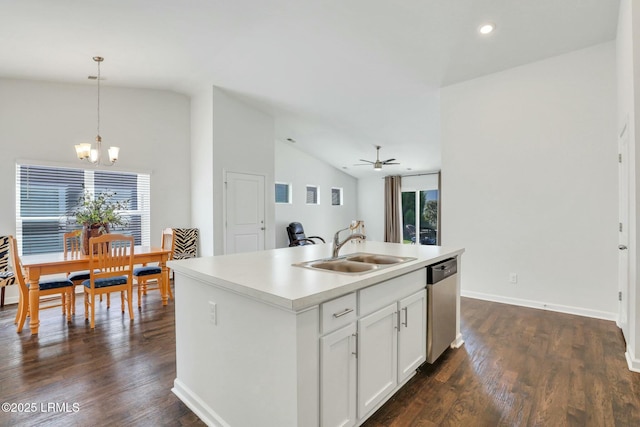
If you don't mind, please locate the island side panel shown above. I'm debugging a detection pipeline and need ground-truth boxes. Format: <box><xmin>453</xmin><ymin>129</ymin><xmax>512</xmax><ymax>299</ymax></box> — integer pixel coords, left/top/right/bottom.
<box><xmin>173</xmin><ymin>272</ymin><xmax>315</xmax><ymax>426</ymax></box>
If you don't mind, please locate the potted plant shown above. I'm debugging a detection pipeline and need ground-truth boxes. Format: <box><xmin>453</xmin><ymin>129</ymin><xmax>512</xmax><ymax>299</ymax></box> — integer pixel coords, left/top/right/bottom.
<box><xmin>72</xmin><ymin>190</ymin><xmax>129</xmax><ymax>254</ymax></box>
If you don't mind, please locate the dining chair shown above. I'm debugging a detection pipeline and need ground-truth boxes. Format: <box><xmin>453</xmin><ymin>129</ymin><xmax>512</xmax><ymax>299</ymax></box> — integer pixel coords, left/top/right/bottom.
<box><xmin>8</xmin><ymin>235</ymin><xmax>74</xmax><ymax>333</ymax></box>
<box><xmin>0</xmin><ymin>236</ymin><xmax>16</xmax><ymax>308</ymax></box>
<box><xmin>133</xmin><ymin>228</ymin><xmax>175</xmax><ymax>308</ymax></box>
<box><xmin>63</xmin><ymin>230</ymin><xmax>86</xmax><ymax>313</ymax></box>
<box><xmin>172</xmin><ymin>228</ymin><xmax>198</xmax><ymax>260</ymax></box>
<box><xmin>83</xmin><ymin>234</ymin><xmax>135</xmax><ymax>329</ymax></box>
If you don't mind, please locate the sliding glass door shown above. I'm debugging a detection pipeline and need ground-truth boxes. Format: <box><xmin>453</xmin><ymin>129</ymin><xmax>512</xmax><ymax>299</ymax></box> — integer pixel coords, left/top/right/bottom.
<box><xmin>401</xmin><ymin>173</ymin><xmax>439</xmax><ymax>245</ymax></box>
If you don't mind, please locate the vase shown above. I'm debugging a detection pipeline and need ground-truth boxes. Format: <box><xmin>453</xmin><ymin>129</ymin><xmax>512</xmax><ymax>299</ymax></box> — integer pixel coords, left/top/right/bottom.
<box><xmin>82</xmin><ymin>224</ymin><xmax>110</xmax><ymax>255</ymax></box>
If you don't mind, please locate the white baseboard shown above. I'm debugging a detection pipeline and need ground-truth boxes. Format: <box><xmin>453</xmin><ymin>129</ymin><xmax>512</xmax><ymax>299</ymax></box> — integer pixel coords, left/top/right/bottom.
<box><xmin>625</xmin><ymin>348</ymin><xmax>640</xmax><ymax>372</ymax></box>
<box><xmin>461</xmin><ymin>290</ymin><xmax>617</xmax><ymax>321</ymax></box>
<box><xmin>172</xmin><ymin>379</ymin><xmax>230</xmax><ymax>427</ymax></box>
<box><xmin>451</xmin><ymin>333</ymin><xmax>464</xmax><ymax>348</ymax></box>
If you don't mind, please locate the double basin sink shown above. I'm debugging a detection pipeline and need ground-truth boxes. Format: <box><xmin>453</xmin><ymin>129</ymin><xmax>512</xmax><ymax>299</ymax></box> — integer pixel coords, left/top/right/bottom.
<box><xmin>295</xmin><ymin>253</ymin><xmax>416</xmax><ymax>274</ymax></box>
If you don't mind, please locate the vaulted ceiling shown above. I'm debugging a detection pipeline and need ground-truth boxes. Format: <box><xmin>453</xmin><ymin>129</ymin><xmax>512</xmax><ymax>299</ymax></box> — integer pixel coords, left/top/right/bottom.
<box><xmin>0</xmin><ymin>0</ymin><xmax>620</xmax><ymax>177</ymax></box>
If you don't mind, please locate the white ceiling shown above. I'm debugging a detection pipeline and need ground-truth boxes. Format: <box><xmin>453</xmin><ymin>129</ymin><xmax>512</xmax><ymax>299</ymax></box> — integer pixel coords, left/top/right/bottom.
<box><xmin>0</xmin><ymin>0</ymin><xmax>620</xmax><ymax>178</ymax></box>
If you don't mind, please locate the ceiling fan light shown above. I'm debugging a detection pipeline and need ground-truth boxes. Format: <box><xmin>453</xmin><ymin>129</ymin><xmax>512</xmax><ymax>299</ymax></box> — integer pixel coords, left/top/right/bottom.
<box><xmin>374</xmin><ymin>162</ymin><xmax>382</xmax><ymax>171</ymax></box>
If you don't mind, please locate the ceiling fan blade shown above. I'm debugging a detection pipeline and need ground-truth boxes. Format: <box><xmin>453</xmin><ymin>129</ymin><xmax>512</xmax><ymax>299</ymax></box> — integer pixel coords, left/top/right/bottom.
<box><xmin>358</xmin><ymin>159</ymin><xmax>374</xmax><ymax>164</ymax></box>
<box><xmin>353</xmin><ymin>163</ymin><xmax>372</xmax><ymax>166</ymax></box>
<box><xmin>384</xmin><ymin>162</ymin><xmax>400</xmax><ymax>165</ymax></box>
<box><xmin>381</xmin><ymin>158</ymin><xmax>396</xmax><ymax>163</ymax></box>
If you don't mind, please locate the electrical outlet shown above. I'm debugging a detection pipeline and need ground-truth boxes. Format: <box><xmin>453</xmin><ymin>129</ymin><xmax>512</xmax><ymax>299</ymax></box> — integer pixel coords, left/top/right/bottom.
<box><xmin>209</xmin><ymin>301</ymin><xmax>217</xmax><ymax>325</ymax></box>
<box><xmin>509</xmin><ymin>273</ymin><xmax>518</xmax><ymax>284</ymax></box>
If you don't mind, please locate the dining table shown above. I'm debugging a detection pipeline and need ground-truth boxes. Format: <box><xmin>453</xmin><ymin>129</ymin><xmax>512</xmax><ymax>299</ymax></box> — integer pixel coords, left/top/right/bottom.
<box><xmin>20</xmin><ymin>246</ymin><xmax>172</xmax><ymax>335</ymax></box>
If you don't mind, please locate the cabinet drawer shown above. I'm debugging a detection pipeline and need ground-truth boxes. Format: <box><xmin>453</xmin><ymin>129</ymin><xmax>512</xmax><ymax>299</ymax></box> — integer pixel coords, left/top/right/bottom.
<box><xmin>321</xmin><ymin>292</ymin><xmax>357</xmax><ymax>334</ymax></box>
<box><xmin>359</xmin><ymin>269</ymin><xmax>426</xmax><ymax>316</ymax></box>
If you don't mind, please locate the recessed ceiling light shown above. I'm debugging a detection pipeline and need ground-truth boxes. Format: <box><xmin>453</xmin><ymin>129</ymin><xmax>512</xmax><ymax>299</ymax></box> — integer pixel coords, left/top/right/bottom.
<box><xmin>479</xmin><ymin>23</ymin><xmax>495</xmax><ymax>35</ymax></box>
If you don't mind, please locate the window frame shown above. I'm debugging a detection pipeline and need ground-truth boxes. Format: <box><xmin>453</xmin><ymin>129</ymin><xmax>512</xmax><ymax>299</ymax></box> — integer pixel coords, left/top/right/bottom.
<box><xmin>305</xmin><ymin>185</ymin><xmax>320</xmax><ymax>205</ymax></box>
<box><xmin>331</xmin><ymin>187</ymin><xmax>344</xmax><ymax>206</ymax></box>
<box><xmin>275</xmin><ymin>182</ymin><xmax>292</xmax><ymax>204</ymax></box>
<box><xmin>15</xmin><ymin>161</ymin><xmax>151</xmax><ymax>255</ymax></box>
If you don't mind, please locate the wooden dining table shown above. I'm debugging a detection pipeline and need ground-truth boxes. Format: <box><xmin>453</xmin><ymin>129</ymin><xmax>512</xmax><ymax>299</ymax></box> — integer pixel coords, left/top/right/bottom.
<box><xmin>20</xmin><ymin>246</ymin><xmax>172</xmax><ymax>335</ymax></box>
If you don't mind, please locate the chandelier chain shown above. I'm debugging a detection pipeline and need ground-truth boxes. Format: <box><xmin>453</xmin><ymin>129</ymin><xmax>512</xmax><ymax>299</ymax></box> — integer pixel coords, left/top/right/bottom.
<box><xmin>96</xmin><ymin>57</ymin><xmax>100</xmax><ymax>137</ymax></box>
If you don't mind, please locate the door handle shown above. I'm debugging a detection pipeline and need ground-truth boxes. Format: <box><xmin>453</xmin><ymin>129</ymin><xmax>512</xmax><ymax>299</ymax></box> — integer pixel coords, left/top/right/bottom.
<box><xmin>619</xmin><ymin>245</ymin><xmax>628</xmax><ymax>250</ymax></box>
<box><xmin>261</xmin><ymin>227</ymin><xmax>265</xmax><ymax>230</ymax></box>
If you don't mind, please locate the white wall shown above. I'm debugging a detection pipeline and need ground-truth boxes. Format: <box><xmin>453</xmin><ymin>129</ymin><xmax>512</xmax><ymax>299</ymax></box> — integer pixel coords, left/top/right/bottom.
<box><xmin>357</xmin><ymin>177</ymin><xmax>385</xmax><ymax>242</ymax></box>
<box><xmin>0</xmin><ymin>78</ymin><xmax>191</xmax><ymax>302</ymax></box>
<box><xmin>190</xmin><ymin>85</ymin><xmax>215</xmax><ymax>256</ymax></box>
<box><xmin>275</xmin><ymin>141</ymin><xmax>358</xmax><ymax>248</ymax></box>
<box><xmin>211</xmin><ymin>87</ymin><xmax>275</xmax><ymax>255</ymax></box>
<box><xmin>441</xmin><ymin>42</ymin><xmax>618</xmax><ymax>319</ymax></box>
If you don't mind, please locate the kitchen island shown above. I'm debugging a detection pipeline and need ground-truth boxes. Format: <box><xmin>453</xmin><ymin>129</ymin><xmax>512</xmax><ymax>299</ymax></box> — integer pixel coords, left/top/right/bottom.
<box><xmin>169</xmin><ymin>241</ymin><xmax>464</xmax><ymax>427</ymax></box>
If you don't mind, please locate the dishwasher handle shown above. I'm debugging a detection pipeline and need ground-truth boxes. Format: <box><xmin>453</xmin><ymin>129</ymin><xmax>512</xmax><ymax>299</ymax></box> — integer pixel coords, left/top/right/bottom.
<box><xmin>427</xmin><ymin>257</ymin><xmax>457</xmax><ymax>284</ymax></box>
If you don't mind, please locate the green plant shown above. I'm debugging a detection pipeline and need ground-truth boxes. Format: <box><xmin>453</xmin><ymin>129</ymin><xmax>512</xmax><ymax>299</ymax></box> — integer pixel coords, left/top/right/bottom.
<box><xmin>72</xmin><ymin>190</ymin><xmax>129</xmax><ymax>232</ymax></box>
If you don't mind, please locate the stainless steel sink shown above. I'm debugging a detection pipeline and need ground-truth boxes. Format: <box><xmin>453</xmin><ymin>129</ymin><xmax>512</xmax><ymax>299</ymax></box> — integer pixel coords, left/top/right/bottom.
<box><xmin>294</xmin><ymin>252</ymin><xmax>416</xmax><ymax>274</ymax></box>
<box><xmin>306</xmin><ymin>259</ymin><xmax>380</xmax><ymax>273</ymax></box>
<box><xmin>345</xmin><ymin>253</ymin><xmax>414</xmax><ymax>265</ymax></box>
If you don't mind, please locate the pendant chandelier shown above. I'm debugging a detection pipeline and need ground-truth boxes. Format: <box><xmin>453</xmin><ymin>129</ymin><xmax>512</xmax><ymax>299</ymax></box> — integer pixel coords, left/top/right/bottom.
<box><xmin>74</xmin><ymin>56</ymin><xmax>119</xmax><ymax>165</ymax></box>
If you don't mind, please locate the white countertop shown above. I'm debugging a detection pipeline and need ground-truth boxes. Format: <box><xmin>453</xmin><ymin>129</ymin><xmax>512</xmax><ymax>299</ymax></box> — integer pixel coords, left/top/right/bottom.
<box><xmin>168</xmin><ymin>241</ymin><xmax>464</xmax><ymax>311</ymax></box>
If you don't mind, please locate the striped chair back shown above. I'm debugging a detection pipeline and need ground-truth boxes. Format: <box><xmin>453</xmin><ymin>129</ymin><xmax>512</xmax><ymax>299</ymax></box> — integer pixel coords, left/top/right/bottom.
<box><xmin>0</xmin><ymin>236</ymin><xmax>10</xmax><ymax>272</ymax></box>
<box><xmin>172</xmin><ymin>228</ymin><xmax>198</xmax><ymax>260</ymax></box>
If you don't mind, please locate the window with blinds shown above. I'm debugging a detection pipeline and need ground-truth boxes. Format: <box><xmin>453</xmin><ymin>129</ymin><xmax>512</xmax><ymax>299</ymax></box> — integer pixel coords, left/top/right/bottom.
<box><xmin>15</xmin><ymin>163</ymin><xmax>151</xmax><ymax>255</ymax></box>
<box><xmin>275</xmin><ymin>182</ymin><xmax>291</xmax><ymax>204</ymax></box>
<box><xmin>306</xmin><ymin>185</ymin><xmax>319</xmax><ymax>205</ymax></box>
<box><xmin>331</xmin><ymin>187</ymin><xmax>343</xmax><ymax>206</ymax></box>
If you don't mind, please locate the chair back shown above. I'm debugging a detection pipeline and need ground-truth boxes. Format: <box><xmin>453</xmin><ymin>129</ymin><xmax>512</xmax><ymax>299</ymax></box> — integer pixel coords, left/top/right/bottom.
<box><xmin>7</xmin><ymin>236</ymin><xmax>27</xmax><ymax>298</ymax></box>
<box><xmin>172</xmin><ymin>228</ymin><xmax>198</xmax><ymax>260</ymax></box>
<box><xmin>0</xmin><ymin>236</ymin><xmax>11</xmax><ymax>273</ymax></box>
<box><xmin>88</xmin><ymin>234</ymin><xmax>134</xmax><ymax>285</ymax></box>
<box><xmin>63</xmin><ymin>231</ymin><xmax>82</xmax><ymax>260</ymax></box>
<box><xmin>287</xmin><ymin>222</ymin><xmax>307</xmax><ymax>246</ymax></box>
<box><xmin>161</xmin><ymin>228</ymin><xmax>175</xmax><ymax>260</ymax></box>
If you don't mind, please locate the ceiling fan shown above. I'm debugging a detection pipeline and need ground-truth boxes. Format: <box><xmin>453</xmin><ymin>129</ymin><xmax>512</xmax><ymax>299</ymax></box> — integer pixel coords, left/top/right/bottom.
<box><xmin>354</xmin><ymin>145</ymin><xmax>400</xmax><ymax>170</ymax></box>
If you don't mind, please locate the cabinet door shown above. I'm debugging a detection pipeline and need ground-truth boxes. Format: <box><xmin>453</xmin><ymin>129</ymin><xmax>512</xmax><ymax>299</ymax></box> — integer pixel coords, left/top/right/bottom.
<box><xmin>357</xmin><ymin>303</ymin><xmax>397</xmax><ymax>418</ymax></box>
<box><xmin>398</xmin><ymin>289</ymin><xmax>427</xmax><ymax>382</ymax></box>
<box><xmin>320</xmin><ymin>323</ymin><xmax>357</xmax><ymax>427</ymax></box>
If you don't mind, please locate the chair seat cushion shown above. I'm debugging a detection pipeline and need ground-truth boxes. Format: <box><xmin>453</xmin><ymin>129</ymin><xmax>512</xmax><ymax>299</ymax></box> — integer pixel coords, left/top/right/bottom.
<box><xmin>27</xmin><ymin>278</ymin><xmax>74</xmax><ymax>291</ymax></box>
<box><xmin>82</xmin><ymin>276</ymin><xmax>128</xmax><ymax>289</ymax></box>
<box><xmin>133</xmin><ymin>266</ymin><xmax>161</xmax><ymax>277</ymax></box>
<box><xmin>0</xmin><ymin>271</ymin><xmax>15</xmax><ymax>287</ymax></box>
<box><xmin>68</xmin><ymin>270</ymin><xmax>99</xmax><ymax>282</ymax></box>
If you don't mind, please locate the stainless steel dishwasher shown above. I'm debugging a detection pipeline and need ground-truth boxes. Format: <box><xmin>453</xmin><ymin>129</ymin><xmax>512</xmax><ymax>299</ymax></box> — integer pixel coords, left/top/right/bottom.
<box><xmin>426</xmin><ymin>257</ymin><xmax>458</xmax><ymax>363</ymax></box>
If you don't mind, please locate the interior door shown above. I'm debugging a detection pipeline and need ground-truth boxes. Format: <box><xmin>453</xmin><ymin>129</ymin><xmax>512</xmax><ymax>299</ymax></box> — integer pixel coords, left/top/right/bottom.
<box><xmin>618</xmin><ymin>121</ymin><xmax>630</xmax><ymax>340</ymax></box>
<box><xmin>225</xmin><ymin>172</ymin><xmax>265</xmax><ymax>254</ymax></box>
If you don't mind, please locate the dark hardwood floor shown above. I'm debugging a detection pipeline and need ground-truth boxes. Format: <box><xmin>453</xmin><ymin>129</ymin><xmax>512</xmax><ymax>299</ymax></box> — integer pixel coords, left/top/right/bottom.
<box><xmin>1</xmin><ymin>290</ymin><xmax>639</xmax><ymax>426</ymax></box>
<box><xmin>364</xmin><ymin>298</ymin><xmax>640</xmax><ymax>427</ymax></box>
<box><xmin>0</xmin><ymin>284</ymin><xmax>205</xmax><ymax>427</ymax></box>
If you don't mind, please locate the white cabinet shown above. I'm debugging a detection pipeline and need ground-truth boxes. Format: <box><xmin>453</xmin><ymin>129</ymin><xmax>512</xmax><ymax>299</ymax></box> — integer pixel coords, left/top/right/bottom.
<box><xmin>320</xmin><ymin>323</ymin><xmax>357</xmax><ymax>427</ymax></box>
<box><xmin>357</xmin><ymin>303</ymin><xmax>398</xmax><ymax>418</ymax></box>
<box><xmin>398</xmin><ymin>290</ymin><xmax>427</xmax><ymax>382</ymax></box>
<box><xmin>319</xmin><ymin>269</ymin><xmax>428</xmax><ymax>425</ymax></box>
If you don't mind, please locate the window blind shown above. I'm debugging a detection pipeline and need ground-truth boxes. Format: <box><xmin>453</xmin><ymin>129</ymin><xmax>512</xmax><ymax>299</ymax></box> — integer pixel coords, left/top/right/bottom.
<box><xmin>15</xmin><ymin>163</ymin><xmax>151</xmax><ymax>255</ymax></box>
<box><xmin>306</xmin><ymin>185</ymin><xmax>318</xmax><ymax>205</ymax></box>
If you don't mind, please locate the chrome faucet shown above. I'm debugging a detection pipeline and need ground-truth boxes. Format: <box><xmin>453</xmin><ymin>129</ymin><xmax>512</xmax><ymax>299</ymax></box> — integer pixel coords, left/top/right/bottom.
<box><xmin>332</xmin><ymin>222</ymin><xmax>366</xmax><ymax>258</ymax></box>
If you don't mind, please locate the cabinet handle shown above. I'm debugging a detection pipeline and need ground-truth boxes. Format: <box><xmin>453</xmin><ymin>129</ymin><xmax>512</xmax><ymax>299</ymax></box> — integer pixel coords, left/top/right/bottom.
<box><xmin>402</xmin><ymin>307</ymin><xmax>408</xmax><ymax>327</ymax></box>
<box><xmin>333</xmin><ymin>308</ymin><xmax>354</xmax><ymax>318</ymax></box>
<box><xmin>352</xmin><ymin>333</ymin><xmax>358</xmax><ymax>358</ymax></box>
